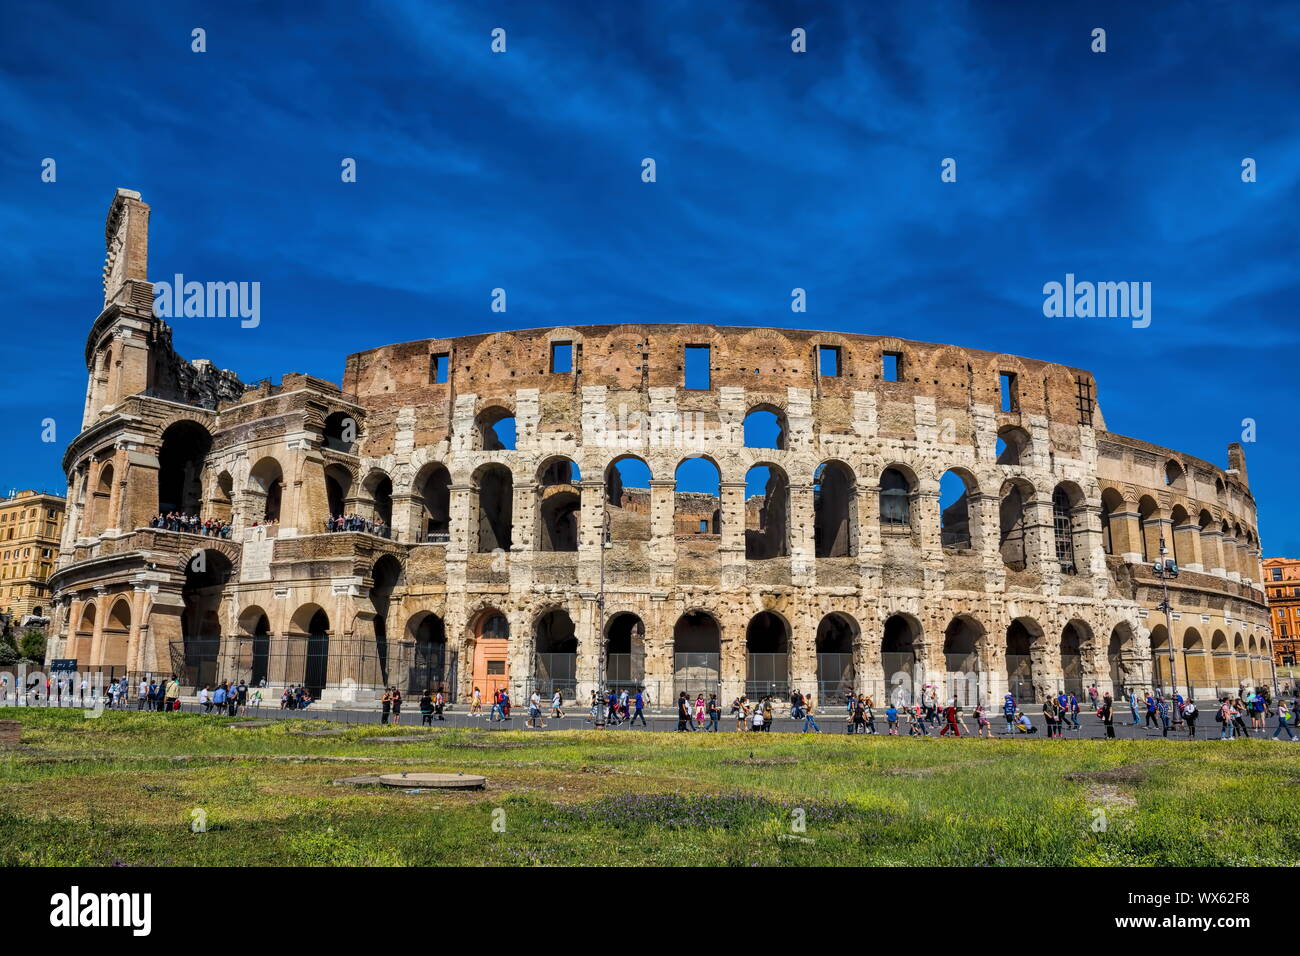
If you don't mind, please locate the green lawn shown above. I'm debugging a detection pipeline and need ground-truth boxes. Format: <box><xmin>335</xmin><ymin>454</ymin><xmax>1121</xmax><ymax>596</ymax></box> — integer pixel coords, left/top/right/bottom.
<box><xmin>1</xmin><ymin>708</ymin><xmax>1296</xmax><ymax>866</ymax></box>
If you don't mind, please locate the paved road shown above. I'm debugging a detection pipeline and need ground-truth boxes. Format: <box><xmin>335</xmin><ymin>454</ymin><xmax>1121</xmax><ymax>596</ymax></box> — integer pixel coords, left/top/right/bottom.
<box><xmin>18</xmin><ymin>696</ymin><xmax>1290</xmax><ymax>740</ymax></box>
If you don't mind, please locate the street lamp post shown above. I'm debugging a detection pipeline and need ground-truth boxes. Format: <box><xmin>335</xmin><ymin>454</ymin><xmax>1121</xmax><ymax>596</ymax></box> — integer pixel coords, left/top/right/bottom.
<box><xmin>1153</xmin><ymin>534</ymin><xmax>1181</xmax><ymax>717</ymax></box>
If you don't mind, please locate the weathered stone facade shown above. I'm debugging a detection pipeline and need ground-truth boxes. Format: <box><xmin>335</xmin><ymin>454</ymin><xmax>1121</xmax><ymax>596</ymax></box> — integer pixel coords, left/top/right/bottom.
<box><xmin>45</xmin><ymin>190</ymin><xmax>1274</xmax><ymax>705</ymax></box>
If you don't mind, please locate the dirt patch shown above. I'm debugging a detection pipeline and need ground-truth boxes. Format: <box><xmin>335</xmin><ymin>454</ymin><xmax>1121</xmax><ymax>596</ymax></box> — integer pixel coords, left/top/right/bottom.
<box><xmin>1085</xmin><ymin>783</ymin><xmax>1137</xmax><ymax>808</ymax></box>
<box><xmin>723</xmin><ymin>756</ymin><xmax>800</xmax><ymax>767</ymax></box>
<box><xmin>1063</xmin><ymin>761</ymin><xmax>1162</xmax><ymax>785</ymax></box>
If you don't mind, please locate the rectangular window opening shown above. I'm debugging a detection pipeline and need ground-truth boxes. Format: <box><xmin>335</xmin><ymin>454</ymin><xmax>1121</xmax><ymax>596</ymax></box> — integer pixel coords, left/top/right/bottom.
<box><xmin>684</xmin><ymin>345</ymin><xmax>711</xmax><ymax>389</ymax></box>
<box><xmin>430</xmin><ymin>353</ymin><xmax>449</xmax><ymax>384</ymax></box>
<box><xmin>818</xmin><ymin>345</ymin><xmax>841</xmax><ymax>377</ymax></box>
<box><xmin>999</xmin><ymin>372</ymin><xmax>1019</xmax><ymax>412</ymax></box>
<box><xmin>550</xmin><ymin>341</ymin><xmax>573</xmax><ymax>374</ymax></box>
<box><xmin>882</xmin><ymin>352</ymin><xmax>902</xmax><ymax>382</ymax></box>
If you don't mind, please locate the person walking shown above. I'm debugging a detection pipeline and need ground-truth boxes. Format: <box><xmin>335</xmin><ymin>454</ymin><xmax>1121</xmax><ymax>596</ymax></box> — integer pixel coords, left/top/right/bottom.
<box><xmin>1042</xmin><ymin>696</ymin><xmax>1059</xmax><ymax>738</ymax></box>
<box><xmin>940</xmin><ymin>702</ymin><xmax>961</xmax><ymax>737</ymax></box>
<box><xmin>470</xmin><ymin>686</ymin><xmax>482</xmax><ymax>716</ymax></box>
<box><xmin>802</xmin><ymin>694</ymin><xmax>820</xmax><ymax>733</ymax></box>
<box><xmin>551</xmin><ymin>690</ymin><xmax>565</xmax><ymax>720</ymax></box>
<box><xmin>706</xmin><ymin>694</ymin><xmax>721</xmax><ymax>732</ymax></box>
<box><xmin>1128</xmin><ymin>689</ymin><xmax>1140</xmax><ymax>726</ymax></box>
<box><xmin>974</xmin><ymin>702</ymin><xmax>992</xmax><ymax>738</ymax></box>
<box><xmin>1157</xmin><ymin>696</ymin><xmax>1170</xmax><ymax>738</ymax></box>
<box><xmin>380</xmin><ymin>688</ymin><xmax>392</xmax><ymax>725</ymax></box>
<box><xmin>1271</xmin><ymin>700</ymin><xmax>1296</xmax><ymax>741</ymax></box>
<box><xmin>420</xmin><ymin>690</ymin><xmax>434</xmax><ymax>726</ymax></box>
<box><xmin>1068</xmin><ymin>693</ymin><xmax>1081</xmax><ymax>732</ymax></box>
<box><xmin>851</xmin><ymin>695</ymin><xmax>866</xmax><ymax>734</ymax></box>
<box><xmin>1182</xmin><ymin>698</ymin><xmax>1198</xmax><ymax>737</ymax></box>
<box><xmin>629</xmin><ymin>688</ymin><xmax>647</xmax><ymax>727</ymax></box>
<box><xmin>489</xmin><ymin>688</ymin><xmax>504</xmax><ymax>722</ymax></box>
<box><xmin>886</xmin><ymin>702</ymin><xmax>900</xmax><ymax>735</ymax></box>
<box><xmin>1217</xmin><ymin>698</ymin><xmax>1235</xmax><ymax>740</ymax></box>
<box><xmin>1100</xmin><ymin>692</ymin><xmax>1115</xmax><ymax>739</ymax></box>
<box><xmin>1002</xmin><ymin>694</ymin><xmax>1017</xmax><ymax>734</ymax></box>
<box><xmin>677</xmin><ymin>692</ymin><xmax>693</xmax><ymax>732</ymax></box>
<box><xmin>1144</xmin><ymin>694</ymin><xmax>1158</xmax><ymax>728</ymax></box>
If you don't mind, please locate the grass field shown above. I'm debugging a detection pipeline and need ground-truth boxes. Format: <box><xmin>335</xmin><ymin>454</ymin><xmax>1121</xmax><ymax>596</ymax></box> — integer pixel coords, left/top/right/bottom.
<box><xmin>2</xmin><ymin>708</ymin><xmax>1296</xmax><ymax>866</ymax></box>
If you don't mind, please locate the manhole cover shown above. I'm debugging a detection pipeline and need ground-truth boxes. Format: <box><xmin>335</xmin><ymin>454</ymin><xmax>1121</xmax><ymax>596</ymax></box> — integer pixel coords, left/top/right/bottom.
<box><xmin>377</xmin><ymin>772</ymin><xmax>486</xmax><ymax>790</ymax></box>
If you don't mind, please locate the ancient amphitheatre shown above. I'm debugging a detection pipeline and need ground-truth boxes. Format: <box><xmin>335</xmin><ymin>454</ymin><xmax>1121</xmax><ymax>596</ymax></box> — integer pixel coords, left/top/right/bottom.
<box><xmin>46</xmin><ymin>189</ymin><xmax>1273</xmax><ymax>708</ymax></box>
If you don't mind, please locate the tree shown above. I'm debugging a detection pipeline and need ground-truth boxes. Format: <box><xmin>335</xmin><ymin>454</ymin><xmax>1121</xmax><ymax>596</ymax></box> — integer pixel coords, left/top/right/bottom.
<box><xmin>18</xmin><ymin>628</ymin><xmax>46</xmax><ymax>663</ymax></box>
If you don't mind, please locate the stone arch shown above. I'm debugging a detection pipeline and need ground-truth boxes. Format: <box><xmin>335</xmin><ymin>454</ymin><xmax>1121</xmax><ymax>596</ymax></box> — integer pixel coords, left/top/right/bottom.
<box><xmin>536</xmin><ymin>457</ymin><xmax>581</xmax><ymax>553</ymax></box>
<box><xmin>1106</xmin><ymin>621</ymin><xmax>1139</xmax><ymax>696</ymax></box>
<box><xmin>101</xmin><ymin>597</ymin><xmax>132</xmax><ymax>672</ymax></box>
<box><xmin>996</xmin><ymin>425</ymin><xmax>1031</xmax><ymax>466</ymax></box>
<box><xmin>881</xmin><ymin>612</ymin><xmax>925</xmax><ymax>703</ymax></box>
<box><xmin>1210</xmin><ymin>629</ymin><xmax>1232</xmax><ymax>689</ymax></box>
<box><xmin>672</xmin><ymin>610</ymin><xmax>721</xmax><ymax>697</ymax></box>
<box><xmin>744</xmin><ymin>462</ymin><xmax>789</xmax><ymax>559</ymax></box>
<box><xmin>999</xmin><ymin>477</ymin><xmax>1036</xmax><ymax>570</ymax></box>
<box><xmin>1005</xmin><ymin>616</ymin><xmax>1046</xmax><ymax>702</ymax></box>
<box><xmin>475</xmin><ymin>404</ymin><xmax>517</xmax><ymax>451</ymax></box>
<box><xmin>605</xmin><ymin>611</ymin><xmax>645</xmax><ymax>690</ymax></box>
<box><xmin>879</xmin><ymin>462</ymin><xmax>919</xmax><ymax>531</ymax></box>
<box><xmin>814</xmin><ymin>460</ymin><xmax>856</xmax><ymax>558</ymax></box>
<box><xmin>289</xmin><ymin>604</ymin><xmax>331</xmax><ymax>698</ymax></box>
<box><xmin>939</xmin><ymin>467</ymin><xmax>979</xmax><ymax>550</ymax></box>
<box><xmin>1099</xmin><ymin>486</ymin><xmax>1128</xmax><ymax>555</ymax></box>
<box><xmin>942</xmin><ymin>613</ymin><xmax>986</xmax><ymax>705</ymax></box>
<box><xmin>815</xmin><ymin>612</ymin><xmax>859</xmax><ymax>701</ymax></box>
<box><xmin>157</xmin><ymin>419</ymin><xmax>212</xmax><ymax>515</ymax></box>
<box><xmin>405</xmin><ymin>610</ymin><xmax>448</xmax><ymax>695</ymax></box>
<box><xmin>238</xmin><ymin>604</ymin><xmax>272</xmax><ymax>687</ymax></box>
<box><xmin>605</xmin><ymin>455</ymin><xmax>652</xmax><ymax>541</ymax></box>
<box><xmin>412</xmin><ymin>461</ymin><xmax>452</xmax><ymax>542</ymax></box>
<box><xmin>323</xmin><ymin>463</ymin><xmax>353</xmax><ymax>521</ymax></box>
<box><xmin>90</xmin><ymin>459</ymin><xmax>115</xmax><ymax>533</ymax></box>
<box><xmin>473</xmin><ymin>462</ymin><xmax>513</xmax><ymax>552</ymax></box>
<box><xmin>1051</xmin><ymin>482</ymin><xmax>1087</xmax><ymax>574</ymax></box>
<box><xmin>1060</xmin><ymin>619</ymin><xmax>1093</xmax><ymax>695</ymax></box>
<box><xmin>322</xmin><ymin>410</ymin><xmax>358</xmax><ymax>454</ymax></box>
<box><xmin>745</xmin><ymin>610</ymin><xmax>790</xmax><ymax>698</ymax></box>
<box><xmin>1181</xmin><ymin>626</ymin><xmax>1209</xmax><ymax>692</ymax></box>
<box><xmin>248</xmin><ymin>456</ymin><xmax>285</xmax><ymax>523</ymax></box>
<box><xmin>743</xmin><ymin>403</ymin><xmax>786</xmax><ymax>450</ymax></box>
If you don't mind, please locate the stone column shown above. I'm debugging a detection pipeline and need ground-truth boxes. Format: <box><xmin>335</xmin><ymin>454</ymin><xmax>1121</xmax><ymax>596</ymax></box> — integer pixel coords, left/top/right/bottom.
<box><xmin>1174</xmin><ymin>517</ymin><xmax>1202</xmax><ymax>572</ymax></box>
<box><xmin>577</xmin><ymin>479</ymin><xmax>605</xmax><ymax>588</ymax></box>
<box><xmin>1108</xmin><ymin>507</ymin><xmax>1143</xmax><ymax>562</ymax></box>
<box><xmin>789</xmin><ymin>481</ymin><xmax>814</xmax><ymax>586</ymax></box>
<box><xmin>575</xmin><ymin>592</ymin><xmax>600</xmax><ymax>702</ymax></box>
<box><xmin>648</xmin><ymin>479</ymin><xmax>676</xmax><ymax>588</ymax></box>
<box><xmin>719</xmin><ymin>480</ymin><xmax>746</xmax><ymax>588</ymax></box>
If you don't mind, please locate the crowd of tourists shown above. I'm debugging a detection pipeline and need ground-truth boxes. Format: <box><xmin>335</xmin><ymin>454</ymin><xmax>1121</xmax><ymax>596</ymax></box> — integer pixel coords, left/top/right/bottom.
<box><xmin>325</xmin><ymin>513</ymin><xmax>390</xmax><ymax>537</ymax></box>
<box><xmin>195</xmin><ymin>680</ymin><xmax>265</xmax><ymax>715</ymax></box>
<box><xmin>150</xmin><ymin>512</ymin><xmax>233</xmax><ymax>537</ymax></box>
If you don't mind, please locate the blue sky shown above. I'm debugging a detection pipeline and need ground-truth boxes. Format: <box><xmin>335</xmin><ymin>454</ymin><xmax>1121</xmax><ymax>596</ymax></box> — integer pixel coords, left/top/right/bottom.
<box><xmin>1</xmin><ymin>0</ymin><xmax>1297</xmax><ymax>551</ymax></box>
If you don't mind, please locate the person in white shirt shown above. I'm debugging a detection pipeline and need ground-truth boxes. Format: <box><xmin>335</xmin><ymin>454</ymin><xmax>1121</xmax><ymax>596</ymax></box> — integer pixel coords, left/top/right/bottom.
<box><xmin>751</xmin><ymin>709</ymin><xmax>764</xmax><ymax>731</ymax></box>
<box><xmin>138</xmin><ymin>679</ymin><xmax>149</xmax><ymax>710</ymax></box>
<box><xmin>551</xmin><ymin>690</ymin><xmax>564</xmax><ymax>719</ymax></box>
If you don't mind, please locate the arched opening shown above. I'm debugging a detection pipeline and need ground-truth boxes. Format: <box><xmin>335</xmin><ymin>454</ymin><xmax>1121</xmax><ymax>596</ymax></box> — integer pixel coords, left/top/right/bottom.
<box><xmin>248</xmin><ymin>457</ymin><xmax>284</xmax><ymax>524</ymax></box>
<box><xmin>416</xmin><ymin>464</ymin><xmax>451</xmax><ymax>542</ymax></box>
<box><xmin>1233</xmin><ymin>633</ymin><xmax>1247</xmax><ymax>689</ymax></box>
<box><xmin>91</xmin><ymin>461</ymin><xmax>115</xmax><ymax>532</ymax></box>
<box><xmin>1182</xmin><ymin>628</ymin><xmax>1209</xmax><ymax>693</ymax></box>
<box><xmin>1168</xmin><ymin>505</ymin><xmax>1190</xmax><ymax>567</ymax></box>
<box><xmin>323</xmin><ymin>411</ymin><xmax>356</xmax><ymax>453</ymax></box>
<box><xmin>180</xmin><ymin>550</ymin><xmax>233</xmax><ymax>689</ymax></box>
<box><xmin>239</xmin><ymin>606</ymin><xmax>271</xmax><ymax>687</ymax></box>
<box><xmin>71</xmin><ymin>603</ymin><xmax>96</xmax><ymax>662</ymax></box>
<box><xmin>996</xmin><ymin>425</ymin><xmax>1030</xmax><ymax>466</ymax></box>
<box><xmin>1164</xmin><ymin>459</ymin><xmax>1186</xmax><ymax>490</ymax></box>
<box><xmin>943</xmin><ymin>615</ymin><xmax>984</xmax><ymax>705</ymax></box>
<box><xmin>744</xmin><ymin>464</ymin><xmax>789</xmax><ymax>559</ymax></box>
<box><xmin>882</xmin><ymin>613</ymin><xmax>923</xmax><ymax>702</ymax></box>
<box><xmin>813</xmin><ymin>461</ymin><xmax>855</xmax><ymax>558</ymax></box>
<box><xmin>303</xmin><ymin>608</ymin><xmax>330</xmax><ymax>698</ymax></box>
<box><xmin>1005</xmin><ymin>618</ymin><xmax>1042</xmax><ymax>702</ymax></box>
<box><xmin>157</xmin><ymin>421</ymin><xmax>212</xmax><ymax>515</ymax></box>
<box><xmin>363</xmin><ymin>471</ymin><xmax>393</xmax><ymax>532</ymax></box>
<box><xmin>1100</xmin><ymin>488</ymin><xmax>1125</xmax><ymax>555</ymax></box>
<box><xmin>102</xmin><ymin>598</ymin><xmax>132</xmax><ymax>677</ymax></box>
<box><xmin>1137</xmin><ymin>496</ymin><xmax>1160</xmax><ymax>563</ymax></box>
<box><xmin>1052</xmin><ymin>483</ymin><xmax>1083</xmax><ymax>574</ymax></box>
<box><xmin>470</xmin><ymin>610</ymin><xmax>510</xmax><ymax>698</ymax></box>
<box><xmin>743</xmin><ymin>406</ymin><xmax>786</xmax><ymax>450</ymax></box>
<box><xmin>1107</xmin><ymin>622</ymin><xmax>1136</xmax><ymax>696</ymax></box>
<box><xmin>408</xmin><ymin>612</ymin><xmax>447</xmax><ymax>695</ymax></box>
<box><xmin>534</xmin><ymin>608</ymin><xmax>578</xmax><ymax>699</ymax></box>
<box><xmin>211</xmin><ymin>470</ymin><xmax>234</xmax><ymax>523</ymax></box>
<box><xmin>1060</xmin><ymin>621</ymin><xmax>1089</xmax><ymax>696</ymax></box>
<box><xmin>879</xmin><ymin>466</ymin><xmax>914</xmax><ymax>530</ymax></box>
<box><xmin>939</xmin><ymin>469</ymin><xmax>976</xmax><ymax>550</ymax></box>
<box><xmin>674</xmin><ymin>457</ymin><xmax>721</xmax><ymax>537</ymax></box>
<box><xmin>605</xmin><ymin>456</ymin><xmax>652</xmax><ymax>541</ymax></box>
<box><xmin>323</xmin><ymin>464</ymin><xmax>352</xmax><ymax>523</ymax></box>
<box><xmin>476</xmin><ymin>406</ymin><xmax>517</xmax><ymax>450</ymax></box>
<box><xmin>1150</xmin><ymin>624</ymin><xmax>1171</xmax><ymax>692</ymax></box>
<box><xmin>537</xmin><ymin>458</ymin><xmax>581</xmax><ymax>553</ymax></box>
<box><xmin>1211</xmin><ymin>631</ymin><xmax>1232</xmax><ymax>689</ymax></box>
<box><xmin>673</xmin><ymin>610</ymin><xmax>720</xmax><ymax>697</ymax></box>
<box><xmin>605</xmin><ymin>612</ymin><xmax>645</xmax><ymax>691</ymax></box>
<box><xmin>745</xmin><ymin>611</ymin><xmax>789</xmax><ymax>698</ymax></box>
<box><xmin>816</xmin><ymin>613</ymin><xmax>857</xmax><ymax>702</ymax></box>
<box><xmin>475</xmin><ymin>464</ymin><xmax>513</xmax><ymax>552</ymax></box>
<box><xmin>999</xmin><ymin>479</ymin><xmax>1033</xmax><ymax>570</ymax></box>
<box><xmin>370</xmin><ymin>554</ymin><xmax>403</xmax><ymax>685</ymax></box>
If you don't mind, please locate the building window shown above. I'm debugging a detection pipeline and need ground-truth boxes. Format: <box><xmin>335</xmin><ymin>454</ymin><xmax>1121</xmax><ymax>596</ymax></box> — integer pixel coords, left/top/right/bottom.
<box><xmin>999</xmin><ymin>372</ymin><xmax>1019</xmax><ymax>412</ymax></box>
<box><xmin>684</xmin><ymin>345</ymin><xmax>711</xmax><ymax>389</ymax></box>
<box><xmin>882</xmin><ymin>352</ymin><xmax>902</xmax><ymax>382</ymax></box>
<box><xmin>818</xmin><ymin>346</ymin><xmax>841</xmax><ymax>377</ymax></box>
<box><xmin>1272</xmin><ymin>568</ymin><xmax>1283</xmax><ymax>581</ymax></box>
<box><xmin>550</xmin><ymin>341</ymin><xmax>573</xmax><ymax>374</ymax></box>
<box><xmin>430</xmin><ymin>353</ymin><xmax>449</xmax><ymax>384</ymax></box>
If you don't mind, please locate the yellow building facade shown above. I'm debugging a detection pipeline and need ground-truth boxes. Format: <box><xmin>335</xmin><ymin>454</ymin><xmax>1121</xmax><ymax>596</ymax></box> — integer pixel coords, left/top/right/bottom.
<box><xmin>0</xmin><ymin>490</ymin><xmax>66</xmax><ymax>621</ymax></box>
<box><xmin>1264</xmin><ymin>557</ymin><xmax>1300</xmax><ymax>666</ymax></box>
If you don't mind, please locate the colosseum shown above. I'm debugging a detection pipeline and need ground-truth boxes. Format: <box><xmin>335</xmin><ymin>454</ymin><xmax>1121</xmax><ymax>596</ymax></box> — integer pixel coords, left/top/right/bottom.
<box><xmin>46</xmin><ymin>189</ymin><xmax>1275</xmax><ymax>708</ymax></box>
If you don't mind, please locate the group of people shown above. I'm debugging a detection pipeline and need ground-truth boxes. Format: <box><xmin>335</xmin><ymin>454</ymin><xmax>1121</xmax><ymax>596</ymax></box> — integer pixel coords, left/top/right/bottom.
<box><xmin>325</xmin><ymin>513</ymin><xmax>390</xmax><ymax>538</ymax></box>
<box><xmin>278</xmin><ymin>685</ymin><xmax>313</xmax><ymax>710</ymax></box>
<box><xmin>590</xmin><ymin>688</ymin><xmax>650</xmax><ymax>726</ymax></box>
<box><xmin>150</xmin><ymin>512</ymin><xmax>232</xmax><ymax>538</ymax></box>
<box><xmin>197</xmin><ymin>680</ymin><xmax>264</xmax><ymax>715</ymax></box>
